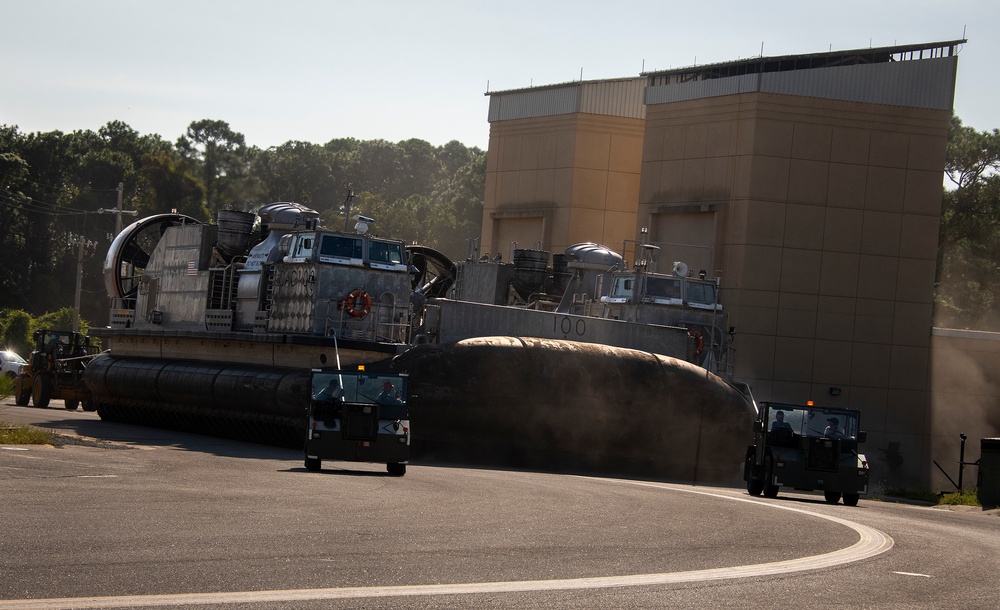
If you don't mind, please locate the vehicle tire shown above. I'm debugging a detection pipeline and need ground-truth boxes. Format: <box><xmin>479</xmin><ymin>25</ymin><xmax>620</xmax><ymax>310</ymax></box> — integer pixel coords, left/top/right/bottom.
<box><xmin>14</xmin><ymin>376</ymin><xmax>30</xmax><ymax>406</ymax></box>
<box><xmin>82</xmin><ymin>399</ymin><xmax>97</xmax><ymax>412</ymax></box>
<box><xmin>824</xmin><ymin>491</ymin><xmax>842</xmax><ymax>504</ymax></box>
<box><xmin>762</xmin><ymin>456</ymin><xmax>779</xmax><ymax>498</ymax></box>
<box><xmin>387</xmin><ymin>463</ymin><xmax>406</xmax><ymax>476</ymax></box>
<box><xmin>65</xmin><ymin>399</ymin><xmax>80</xmax><ymax>411</ymax></box>
<box><xmin>842</xmin><ymin>493</ymin><xmax>860</xmax><ymax>507</ymax></box>
<box><xmin>305</xmin><ymin>456</ymin><xmax>321</xmax><ymax>472</ymax></box>
<box><xmin>31</xmin><ymin>375</ymin><xmax>52</xmax><ymax>409</ymax></box>
<box><xmin>746</xmin><ymin>454</ymin><xmax>763</xmax><ymax>496</ymax></box>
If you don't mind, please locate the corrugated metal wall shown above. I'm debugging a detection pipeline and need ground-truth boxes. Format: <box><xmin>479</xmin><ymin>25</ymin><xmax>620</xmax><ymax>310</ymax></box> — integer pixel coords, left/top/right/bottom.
<box><xmin>645</xmin><ymin>73</ymin><xmax>759</xmax><ymax>105</ymax></box>
<box><xmin>761</xmin><ymin>56</ymin><xmax>958</xmax><ymax>110</ymax></box>
<box><xmin>488</xmin><ymin>86</ymin><xmax>579</xmax><ymax>122</ymax></box>
<box><xmin>488</xmin><ymin>78</ymin><xmax>646</xmax><ymax>122</ymax></box>
<box><xmin>644</xmin><ymin>56</ymin><xmax>958</xmax><ymax>110</ymax></box>
<box><xmin>579</xmin><ymin>78</ymin><xmax>646</xmax><ymax>119</ymax></box>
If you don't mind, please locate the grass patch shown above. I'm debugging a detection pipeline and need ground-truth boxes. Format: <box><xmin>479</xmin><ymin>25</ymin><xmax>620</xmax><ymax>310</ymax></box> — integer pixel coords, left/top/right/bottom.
<box><xmin>0</xmin><ymin>422</ymin><xmax>55</xmax><ymax>445</ymax></box>
<box><xmin>938</xmin><ymin>489</ymin><xmax>981</xmax><ymax>506</ymax></box>
<box><xmin>880</xmin><ymin>486</ymin><xmax>982</xmax><ymax>507</ymax></box>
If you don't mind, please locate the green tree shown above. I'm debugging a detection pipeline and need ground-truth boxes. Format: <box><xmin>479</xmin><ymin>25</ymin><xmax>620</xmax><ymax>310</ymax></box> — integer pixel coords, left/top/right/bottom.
<box><xmin>176</xmin><ymin>120</ymin><xmax>248</xmax><ymax>215</ymax></box>
<box><xmin>344</xmin><ymin>191</ymin><xmax>393</xmax><ymax>235</ymax></box>
<box><xmin>98</xmin><ymin>120</ymin><xmax>172</xmax><ymax>160</ymax></box>
<box><xmin>324</xmin><ymin>138</ymin><xmax>360</xmax><ymax>156</ymax></box>
<box><xmin>431</xmin><ymin>149</ymin><xmax>486</xmax><ymax>258</ymax></box>
<box><xmin>136</xmin><ymin>149</ymin><xmax>209</xmax><ymax>220</ymax></box>
<box><xmin>0</xmin><ymin>125</ymin><xmax>154</xmax><ymax>322</ymax></box>
<box><xmin>0</xmin><ymin>309</ymin><xmax>33</xmax><ymax>355</ymax></box>
<box><xmin>34</xmin><ymin>307</ymin><xmax>86</xmax><ymax>334</ymax></box>
<box><xmin>438</xmin><ymin>140</ymin><xmax>475</xmax><ymax>177</ymax></box>
<box><xmin>0</xmin><ymin>144</ymin><xmax>33</xmax><ymax>305</ymax></box>
<box><xmin>349</xmin><ymin>139</ymin><xmax>406</xmax><ymax>203</ymax></box>
<box><xmin>936</xmin><ymin>116</ymin><xmax>1000</xmax><ymax>330</ymax></box>
<box><xmin>0</xmin><ymin>308</ymin><xmax>93</xmax><ymax>357</ymax></box>
<box><xmin>254</xmin><ymin>141</ymin><xmax>338</xmax><ymax>208</ymax></box>
<box><xmin>3</xmin><ymin>130</ymin><xmax>84</xmax><ymax>315</ymax></box>
<box><xmin>397</xmin><ymin>138</ymin><xmax>441</xmax><ymax>198</ymax></box>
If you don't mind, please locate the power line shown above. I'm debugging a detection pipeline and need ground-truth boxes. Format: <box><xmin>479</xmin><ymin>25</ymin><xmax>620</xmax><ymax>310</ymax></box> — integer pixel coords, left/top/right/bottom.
<box><xmin>0</xmin><ymin>186</ymin><xmax>107</xmax><ymax>216</ymax></box>
<box><xmin>0</xmin><ymin>196</ymin><xmax>91</xmax><ymax>216</ymax></box>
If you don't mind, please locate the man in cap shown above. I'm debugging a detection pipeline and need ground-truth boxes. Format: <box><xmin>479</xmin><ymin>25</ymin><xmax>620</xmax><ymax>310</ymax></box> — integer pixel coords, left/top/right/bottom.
<box><xmin>377</xmin><ymin>380</ymin><xmax>402</xmax><ymax>405</ymax></box>
<box><xmin>315</xmin><ymin>377</ymin><xmax>344</xmax><ymax>402</ymax></box>
<box><xmin>823</xmin><ymin>417</ymin><xmax>844</xmax><ymax>438</ymax></box>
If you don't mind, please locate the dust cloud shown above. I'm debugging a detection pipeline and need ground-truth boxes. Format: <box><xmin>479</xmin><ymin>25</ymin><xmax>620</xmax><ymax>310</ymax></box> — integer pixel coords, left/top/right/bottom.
<box><xmin>929</xmin><ymin>333</ymin><xmax>1000</xmax><ymax>489</ymax></box>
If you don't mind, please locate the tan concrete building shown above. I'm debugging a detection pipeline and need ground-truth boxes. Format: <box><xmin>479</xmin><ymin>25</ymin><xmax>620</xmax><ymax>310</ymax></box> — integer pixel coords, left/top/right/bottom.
<box><xmin>484</xmin><ymin>40</ymin><xmax>985</xmax><ymax>490</ymax></box>
<box><xmin>483</xmin><ymin>78</ymin><xmax>646</xmax><ymax>259</ymax></box>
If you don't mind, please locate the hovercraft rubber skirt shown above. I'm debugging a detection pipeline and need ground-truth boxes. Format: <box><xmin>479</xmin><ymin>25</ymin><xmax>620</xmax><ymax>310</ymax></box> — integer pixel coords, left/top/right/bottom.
<box><xmin>84</xmin><ymin>353</ymin><xmax>311</xmax><ymax>448</ymax></box>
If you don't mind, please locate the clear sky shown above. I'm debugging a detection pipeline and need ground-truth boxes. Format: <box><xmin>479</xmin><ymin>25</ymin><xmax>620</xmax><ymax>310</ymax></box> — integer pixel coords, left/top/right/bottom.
<box><xmin>1</xmin><ymin>0</ymin><xmax>994</xmax><ymax>151</ymax></box>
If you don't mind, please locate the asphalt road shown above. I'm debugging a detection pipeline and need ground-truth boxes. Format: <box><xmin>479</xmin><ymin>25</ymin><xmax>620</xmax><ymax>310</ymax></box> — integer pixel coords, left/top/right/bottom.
<box><xmin>2</xmin><ymin>399</ymin><xmax>999</xmax><ymax>609</ymax></box>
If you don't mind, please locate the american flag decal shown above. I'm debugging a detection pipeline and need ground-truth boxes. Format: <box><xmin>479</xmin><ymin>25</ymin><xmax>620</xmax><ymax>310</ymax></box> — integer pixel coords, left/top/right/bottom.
<box><xmin>187</xmin><ymin>261</ymin><xmax>197</xmax><ymax>276</ymax></box>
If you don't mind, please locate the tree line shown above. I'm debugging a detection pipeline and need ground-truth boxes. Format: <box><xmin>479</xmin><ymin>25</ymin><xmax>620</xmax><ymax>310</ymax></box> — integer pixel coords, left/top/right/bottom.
<box><xmin>0</xmin><ymin>119</ymin><xmax>485</xmax><ymax>337</ymax></box>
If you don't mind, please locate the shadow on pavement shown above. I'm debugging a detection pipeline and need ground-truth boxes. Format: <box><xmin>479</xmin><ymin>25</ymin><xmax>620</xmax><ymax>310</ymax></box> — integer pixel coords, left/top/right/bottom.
<box><xmin>5</xmin><ymin>404</ymin><xmax>299</xmax><ymax>462</ymax></box>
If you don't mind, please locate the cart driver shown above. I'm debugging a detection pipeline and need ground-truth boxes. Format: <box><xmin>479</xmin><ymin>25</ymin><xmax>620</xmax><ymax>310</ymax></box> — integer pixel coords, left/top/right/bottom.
<box><xmin>315</xmin><ymin>377</ymin><xmax>344</xmax><ymax>402</ymax></box>
<box><xmin>377</xmin><ymin>380</ymin><xmax>402</xmax><ymax>405</ymax></box>
<box><xmin>824</xmin><ymin>417</ymin><xmax>845</xmax><ymax>438</ymax></box>
<box><xmin>770</xmin><ymin>410</ymin><xmax>793</xmax><ymax>431</ymax></box>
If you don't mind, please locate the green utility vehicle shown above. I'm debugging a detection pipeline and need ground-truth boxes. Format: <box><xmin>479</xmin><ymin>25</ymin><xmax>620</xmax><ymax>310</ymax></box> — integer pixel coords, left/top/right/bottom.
<box><xmin>304</xmin><ymin>368</ymin><xmax>410</xmax><ymax>476</ymax></box>
<box><xmin>744</xmin><ymin>401</ymin><xmax>869</xmax><ymax>505</ymax></box>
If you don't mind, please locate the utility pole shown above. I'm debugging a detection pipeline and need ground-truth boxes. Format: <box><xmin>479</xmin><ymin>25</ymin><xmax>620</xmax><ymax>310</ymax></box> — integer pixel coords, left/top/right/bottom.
<box><xmin>97</xmin><ymin>182</ymin><xmax>138</xmax><ymax>238</ymax></box>
<box><xmin>68</xmin><ymin>234</ymin><xmax>97</xmax><ymax>333</ymax></box>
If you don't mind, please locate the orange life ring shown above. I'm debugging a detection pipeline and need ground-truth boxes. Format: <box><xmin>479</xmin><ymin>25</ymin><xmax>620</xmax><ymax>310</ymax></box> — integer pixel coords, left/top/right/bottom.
<box><xmin>345</xmin><ymin>289</ymin><xmax>372</xmax><ymax>318</ymax></box>
<box><xmin>688</xmin><ymin>330</ymin><xmax>704</xmax><ymax>357</ymax></box>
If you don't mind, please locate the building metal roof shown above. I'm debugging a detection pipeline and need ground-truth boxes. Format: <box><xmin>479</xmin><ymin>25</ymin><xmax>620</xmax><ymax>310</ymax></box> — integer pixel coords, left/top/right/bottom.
<box><xmin>487</xmin><ymin>77</ymin><xmax>646</xmax><ymax>123</ymax></box>
<box><xmin>642</xmin><ymin>39</ymin><xmax>965</xmax><ymax>82</ymax></box>
<box><xmin>486</xmin><ymin>40</ymin><xmax>967</xmax><ymax>122</ymax></box>
<box><xmin>643</xmin><ymin>39</ymin><xmax>966</xmax><ymax>111</ymax></box>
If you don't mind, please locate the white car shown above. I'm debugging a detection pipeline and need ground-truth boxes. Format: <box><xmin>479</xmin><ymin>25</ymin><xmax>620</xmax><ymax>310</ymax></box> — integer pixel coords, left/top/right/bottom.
<box><xmin>1</xmin><ymin>350</ymin><xmax>27</xmax><ymax>379</ymax></box>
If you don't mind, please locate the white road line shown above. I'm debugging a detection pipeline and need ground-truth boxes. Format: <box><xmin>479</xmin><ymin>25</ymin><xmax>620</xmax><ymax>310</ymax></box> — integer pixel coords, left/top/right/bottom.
<box><xmin>0</xmin><ymin>479</ymin><xmax>893</xmax><ymax>609</ymax></box>
<box><xmin>893</xmin><ymin>571</ymin><xmax>932</xmax><ymax>578</ymax></box>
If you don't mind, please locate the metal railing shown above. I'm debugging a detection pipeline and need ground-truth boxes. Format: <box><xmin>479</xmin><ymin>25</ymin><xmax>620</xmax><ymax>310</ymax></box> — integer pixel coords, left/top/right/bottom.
<box><xmin>324</xmin><ymin>300</ymin><xmax>411</xmax><ymax>345</ymax></box>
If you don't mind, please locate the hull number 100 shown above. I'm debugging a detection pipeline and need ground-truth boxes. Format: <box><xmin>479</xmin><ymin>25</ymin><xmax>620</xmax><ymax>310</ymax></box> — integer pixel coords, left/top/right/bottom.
<box><xmin>554</xmin><ymin>316</ymin><xmax>587</xmax><ymax>337</ymax></box>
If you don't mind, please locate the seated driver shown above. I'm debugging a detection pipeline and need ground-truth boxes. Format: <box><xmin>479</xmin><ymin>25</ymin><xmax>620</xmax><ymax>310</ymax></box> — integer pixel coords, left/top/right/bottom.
<box><xmin>824</xmin><ymin>417</ymin><xmax>845</xmax><ymax>438</ymax></box>
<box><xmin>770</xmin><ymin>410</ymin><xmax>792</xmax><ymax>431</ymax></box>
<box><xmin>314</xmin><ymin>377</ymin><xmax>344</xmax><ymax>402</ymax></box>
<box><xmin>377</xmin><ymin>381</ymin><xmax>402</xmax><ymax>405</ymax></box>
